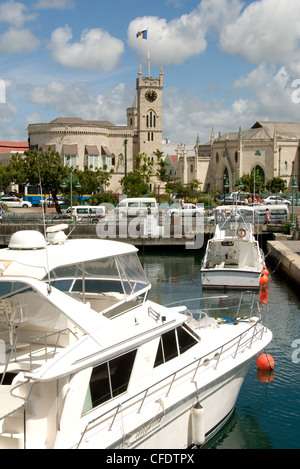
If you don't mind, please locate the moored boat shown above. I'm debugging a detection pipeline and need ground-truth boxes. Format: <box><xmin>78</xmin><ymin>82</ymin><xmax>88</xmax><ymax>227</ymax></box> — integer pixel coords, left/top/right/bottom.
<box><xmin>201</xmin><ymin>207</ymin><xmax>266</xmax><ymax>289</ymax></box>
<box><xmin>0</xmin><ymin>225</ymin><xmax>272</xmax><ymax>448</ymax></box>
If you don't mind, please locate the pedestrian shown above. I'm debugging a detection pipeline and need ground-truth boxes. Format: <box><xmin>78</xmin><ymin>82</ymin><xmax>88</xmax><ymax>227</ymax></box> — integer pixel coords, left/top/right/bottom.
<box><xmin>265</xmin><ymin>208</ymin><xmax>270</xmax><ymax>224</ymax></box>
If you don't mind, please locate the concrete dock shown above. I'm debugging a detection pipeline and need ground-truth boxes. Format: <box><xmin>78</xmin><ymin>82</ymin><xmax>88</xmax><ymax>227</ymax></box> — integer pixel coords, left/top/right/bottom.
<box><xmin>267</xmin><ymin>208</ymin><xmax>300</xmax><ymax>286</ymax></box>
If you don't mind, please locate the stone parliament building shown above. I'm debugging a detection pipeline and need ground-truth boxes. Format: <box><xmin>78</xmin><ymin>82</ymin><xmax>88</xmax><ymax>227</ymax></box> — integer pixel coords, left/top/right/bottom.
<box><xmin>2</xmin><ymin>66</ymin><xmax>300</xmax><ymax>195</ymax></box>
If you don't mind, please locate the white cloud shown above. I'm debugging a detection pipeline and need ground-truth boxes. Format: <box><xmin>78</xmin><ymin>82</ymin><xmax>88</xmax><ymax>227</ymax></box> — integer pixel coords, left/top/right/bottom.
<box><xmin>33</xmin><ymin>0</ymin><xmax>75</xmax><ymax>9</ymax></box>
<box><xmin>220</xmin><ymin>0</ymin><xmax>300</xmax><ymax>65</ymax></box>
<box><xmin>0</xmin><ymin>27</ymin><xmax>41</xmax><ymax>54</ymax></box>
<box><xmin>128</xmin><ymin>0</ymin><xmax>243</xmax><ymax>66</ymax></box>
<box><xmin>48</xmin><ymin>25</ymin><xmax>125</xmax><ymax>72</ymax></box>
<box><xmin>232</xmin><ymin>63</ymin><xmax>275</xmax><ymax>90</ymax></box>
<box><xmin>29</xmin><ymin>80</ymin><xmax>132</xmax><ymax>125</ymax></box>
<box><xmin>128</xmin><ymin>15</ymin><xmax>206</xmax><ymax>66</ymax></box>
<box><xmin>0</xmin><ymin>101</ymin><xmax>17</xmax><ymax>126</ymax></box>
<box><xmin>0</xmin><ymin>1</ymin><xmax>37</xmax><ymax>27</ymax></box>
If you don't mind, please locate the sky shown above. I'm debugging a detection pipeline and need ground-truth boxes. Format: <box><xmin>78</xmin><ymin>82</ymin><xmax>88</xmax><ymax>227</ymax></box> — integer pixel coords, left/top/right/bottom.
<box><xmin>0</xmin><ymin>0</ymin><xmax>300</xmax><ymax>146</ymax></box>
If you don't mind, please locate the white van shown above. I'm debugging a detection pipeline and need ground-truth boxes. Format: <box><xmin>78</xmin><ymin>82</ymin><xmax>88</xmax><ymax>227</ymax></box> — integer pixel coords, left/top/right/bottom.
<box><xmin>65</xmin><ymin>205</ymin><xmax>106</xmax><ymax>223</ymax></box>
<box><xmin>116</xmin><ymin>198</ymin><xmax>158</xmax><ymax>218</ymax></box>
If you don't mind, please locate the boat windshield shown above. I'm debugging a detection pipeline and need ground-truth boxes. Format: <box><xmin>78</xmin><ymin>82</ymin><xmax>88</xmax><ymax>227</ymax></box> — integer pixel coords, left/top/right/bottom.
<box><xmin>45</xmin><ymin>252</ymin><xmax>150</xmax><ymax>299</ymax></box>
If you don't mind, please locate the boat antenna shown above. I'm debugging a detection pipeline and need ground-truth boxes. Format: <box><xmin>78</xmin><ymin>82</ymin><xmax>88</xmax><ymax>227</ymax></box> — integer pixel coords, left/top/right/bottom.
<box><xmin>38</xmin><ymin>158</ymin><xmax>52</xmax><ymax>294</ymax></box>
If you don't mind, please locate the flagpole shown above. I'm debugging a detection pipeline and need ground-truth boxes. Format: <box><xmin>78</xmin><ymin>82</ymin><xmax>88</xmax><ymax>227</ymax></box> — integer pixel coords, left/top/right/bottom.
<box><xmin>147</xmin><ymin>28</ymin><xmax>150</xmax><ymax>77</ymax></box>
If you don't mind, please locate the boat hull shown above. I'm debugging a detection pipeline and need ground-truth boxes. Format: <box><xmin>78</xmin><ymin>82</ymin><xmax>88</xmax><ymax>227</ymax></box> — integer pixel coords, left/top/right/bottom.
<box><xmin>127</xmin><ymin>358</ymin><xmax>252</xmax><ymax>449</ymax></box>
<box><xmin>201</xmin><ymin>269</ymin><xmax>261</xmax><ymax>289</ymax></box>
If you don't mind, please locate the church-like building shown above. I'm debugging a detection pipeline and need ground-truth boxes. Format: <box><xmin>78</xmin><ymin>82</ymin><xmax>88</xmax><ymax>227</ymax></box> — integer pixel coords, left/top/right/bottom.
<box><xmin>28</xmin><ymin>66</ymin><xmax>164</xmax><ymax>193</ymax></box>
<box><xmin>6</xmin><ymin>66</ymin><xmax>300</xmax><ymax>196</ymax></box>
<box><xmin>170</xmin><ymin>122</ymin><xmax>300</xmax><ymax>194</ymax></box>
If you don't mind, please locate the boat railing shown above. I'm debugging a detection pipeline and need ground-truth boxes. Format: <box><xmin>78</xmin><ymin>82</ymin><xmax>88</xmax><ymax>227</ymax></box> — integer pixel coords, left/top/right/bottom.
<box><xmin>165</xmin><ymin>290</ymin><xmax>258</xmax><ymax>317</ymax></box>
<box><xmin>28</xmin><ymin>328</ymin><xmax>79</xmax><ymax>366</ymax></box>
<box><xmin>0</xmin><ymin>327</ymin><xmax>79</xmax><ymax>387</ymax></box>
<box><xmin>76</xmin><ymin>298</ymin><xmax>269</xmax><ymax>448</ymax></box>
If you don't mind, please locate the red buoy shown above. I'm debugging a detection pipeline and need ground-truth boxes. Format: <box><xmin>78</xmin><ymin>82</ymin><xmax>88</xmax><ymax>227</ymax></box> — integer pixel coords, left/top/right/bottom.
<box><xmin>257</xmin><ymin>368</ymin><xmax>274</xmax><ymax>383</ymax></box>
<box><xmin>259</xmin><ymin>273</ymin><xmax>268</xmax><ymax>285</ymax></box>
<box><xmin>261</xmin><ymin>267</ymin><xmax>269</xmax><ymax>277</ymax></box>
<box><xmin>259</xmin><ymin>286</ymin><xmax>269</xmax><ymax>304</ymax></box>
<box><xmin>257</xmin><ymin>353</ymin><xmax>274</xmax><ymax>370</ymax></box>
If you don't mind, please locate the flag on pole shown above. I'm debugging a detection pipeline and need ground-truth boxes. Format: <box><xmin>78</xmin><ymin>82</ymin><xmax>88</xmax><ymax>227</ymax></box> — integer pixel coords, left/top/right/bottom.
<box><xmin>136</xmin><ymin>30</ymin><xmax>147</xmax><ymax>40</ymax></box>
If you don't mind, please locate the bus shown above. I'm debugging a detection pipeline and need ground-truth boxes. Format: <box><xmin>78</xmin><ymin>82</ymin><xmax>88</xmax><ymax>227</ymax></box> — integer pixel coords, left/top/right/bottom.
<box><xmin>24</xmin><ymin>185</ymin><xmax>92</xmax><ymax>206</ymax></box>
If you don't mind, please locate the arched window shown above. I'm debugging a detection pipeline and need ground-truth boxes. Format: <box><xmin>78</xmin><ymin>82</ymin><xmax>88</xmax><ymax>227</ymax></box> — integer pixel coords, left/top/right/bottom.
<box><xmin>251</xmin><ymin>165</ymin><xmax>265</xmax><ymax>186</ymax></box>
<box><xmin>146</xmin><ymin>110</ymin><xmax>156</xmax><ymax>128</ymax></box>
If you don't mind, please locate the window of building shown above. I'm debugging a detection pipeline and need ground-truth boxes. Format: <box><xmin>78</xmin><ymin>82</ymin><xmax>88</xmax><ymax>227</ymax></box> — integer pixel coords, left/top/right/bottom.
<box><xmin>102</xmin><ymin>155</ymin><xmax>111</xmax><ymax>172</ymax></box>
<box><xmin>146</xmin><ymin>111</ymin><xmax>156</xmax><ymax>128</ymax></box>
<box><xmin>82</xmin><ymin>349</ymin><xmax>137</xmax><ymax>414</ymax></box>
<box><xmin>85</xmin><ymin>154</ymin><xmax>99</xmax><ymax>171</ymax></box>
<box><xmin>284</xmin><ymin>161</ymin><xmax>288</xmax><ymax>171</ymax></box>
<box><xmin>64</xmin><ymin>154</ymin><xmax>77</xmax><ymax>169</ymax></box>
<box><xmin>154</xmin><ymin>325</ymin><xmax>199</xmax><ymax>367</ymax></box>
<box><xmin>191</xmin><ymin>164</ymin><xmax>194</xmax><ymax>173</ymax></box>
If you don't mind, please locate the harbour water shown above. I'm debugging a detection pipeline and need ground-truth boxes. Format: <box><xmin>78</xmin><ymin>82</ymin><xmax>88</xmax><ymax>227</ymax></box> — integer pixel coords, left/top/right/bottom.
<box><xmin>139</xmin><ymin>247</ymin><xmax>300</xmax><ymax>450</ymax></box>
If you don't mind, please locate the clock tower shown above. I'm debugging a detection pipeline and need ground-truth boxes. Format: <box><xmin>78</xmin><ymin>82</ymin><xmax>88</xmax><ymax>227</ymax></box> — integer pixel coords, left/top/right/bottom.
<box><xmin>136</xmin><ymin>65</ymin><xmax>163</xmax><ymax>159</ymax></box>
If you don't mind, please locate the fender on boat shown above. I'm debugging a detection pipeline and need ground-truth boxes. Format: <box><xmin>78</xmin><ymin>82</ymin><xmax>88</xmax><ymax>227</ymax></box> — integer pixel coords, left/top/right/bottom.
<box><xmin>191</xmin><ymin>402</ymin><xmax>205</xmax><ymax>446</ymax></box>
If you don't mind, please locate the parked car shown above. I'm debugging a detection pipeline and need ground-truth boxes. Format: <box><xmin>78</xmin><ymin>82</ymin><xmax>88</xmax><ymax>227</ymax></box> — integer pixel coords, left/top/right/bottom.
<box><xmin>169</xmin><ymin>203</ymin><xmax>204</xmax><ymax>217</ymax></box>
<box><xmin>64</xmin><ymin>205</ymin><xmax>107</xmax><ymax>223</ymax></box>
<box><xmin>115</xmin><ymin>198</ymin><xmax>158</xmax><ymax>218</ymax></box>
<box><xmin>263</xmin><ymin>195</ymin><xmax>291</xmax><ymax>206</ymax></box>
<box><xmin>1</xmin><ymin>196</ymin><xmax>32</xmax><ymax>208</ymax></box>
<box><xmin>39</xmin><ymin>197</ymin><xmax>68</xmax><ymax>207</ymax></box>
<box><xmin>220</xmin><ymin>198</ymin><xmax>244</xmax><ymax>205</ymax></box>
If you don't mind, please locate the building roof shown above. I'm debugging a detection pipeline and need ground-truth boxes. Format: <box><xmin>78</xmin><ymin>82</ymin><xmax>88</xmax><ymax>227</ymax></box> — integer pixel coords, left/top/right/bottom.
<box><xmin>214</xmin><ymin>121</ymin><xmax>300</xmax><ymax>142</ymax></box>
<box><xmin>50</xmin><ymin>117</ymin><xmax>115</xmax><ymax>127</ymax></box>
<box><xmin>0</xmin><ymin>141</ymin><xmax>28</xmax><ymax>153</ymax></box>
<box><xmin>252</xmin><ymin>121</ymin><xmax>300</xmax><ymax>139</ymax></box>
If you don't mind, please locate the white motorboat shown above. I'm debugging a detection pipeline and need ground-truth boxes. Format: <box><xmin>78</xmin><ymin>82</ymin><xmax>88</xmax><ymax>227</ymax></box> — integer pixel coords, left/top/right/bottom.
<box><xmin>0</xmin><ymin>225</ymin><xmax>272</xmax><ymax>449</ymax></box>
<box><xmin>201</xmin><ymin>209</ymin><xmax>266</xmax><ymax>289</ymax></box>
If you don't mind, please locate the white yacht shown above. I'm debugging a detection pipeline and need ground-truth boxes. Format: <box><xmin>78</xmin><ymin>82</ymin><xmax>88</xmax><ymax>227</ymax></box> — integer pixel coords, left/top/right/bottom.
<box><xmin>0</xmin><ymin>225</ymin><xmax>272</xmax><ymax>449</ymax></box>
<box><xmin>201</xmin><ymin>208</ymin><xmax>266</xmax><ymax>289</ymax></box>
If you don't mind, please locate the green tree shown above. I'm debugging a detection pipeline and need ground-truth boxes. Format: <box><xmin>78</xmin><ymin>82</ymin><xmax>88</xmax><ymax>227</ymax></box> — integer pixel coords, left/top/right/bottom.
<box><xmin>153</xmin><ymin>149</ymin><xmax>170</xmax><ymax>183</ymax></box>
<box><xmin>241</xmin><ymin>170</ymin><xmax>263</xmax><ymax>193</ymax></box>
<box><xmin>266</xmin><ymin>177</ymin><xmax>287</xmax><ymax>193</ymax></box>
<box><xmin>5</xmin><ymin>148</ymin><xmax>114</xmax><ymax>212</ymax></box>
<box><xmin>0</xmin><ymin>164</ymin><xmax>14</xmax><ymax>193</ymax></box>
<box><xmin>120</xmin><ymin>171</ymin><xmax>149</xmax><ymax>197</ymax></box>
<box><xmin>7</xmin><ymin>148</ymin><xmax>68</xmax><ymax>211</ymax></box>
<box><xmin>120</xmin><ymin>152</ymin><xmax>154</xmax><ymax>196</ymax></box>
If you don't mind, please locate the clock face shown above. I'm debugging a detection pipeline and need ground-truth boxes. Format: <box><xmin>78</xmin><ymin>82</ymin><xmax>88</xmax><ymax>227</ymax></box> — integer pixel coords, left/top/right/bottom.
<box><xmin>145</xmin><ymin>90</ymin><xmax>157</xmax><ymax>102</ymax></box>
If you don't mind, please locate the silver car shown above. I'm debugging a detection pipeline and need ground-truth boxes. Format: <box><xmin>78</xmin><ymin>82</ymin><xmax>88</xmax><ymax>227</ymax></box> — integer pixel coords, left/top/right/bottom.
<box><xmin>263</xmin><ymin>195</ymin><xmax>291</xmax><ymax>206</ymax></box>
<box><xmin>1</xmin><ymin>196</ymin><xmax>32</xmax><ymax>208</ymax></box>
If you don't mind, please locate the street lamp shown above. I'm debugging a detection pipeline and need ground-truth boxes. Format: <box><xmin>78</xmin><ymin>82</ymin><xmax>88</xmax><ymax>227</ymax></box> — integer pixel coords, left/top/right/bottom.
<box><xmin>223</xmin><ymin>176</ymin><xmax>229</xmax><ymax>203</ymax></box>
<box><xmin>291</xmin><ymin>162</ymin><xmax>298</xmax><ymax>228</ymax></box>
<box><xmin>61</xmin><ymin>172</ymin><xmax>81</xmax><ymax>224</ymax></box>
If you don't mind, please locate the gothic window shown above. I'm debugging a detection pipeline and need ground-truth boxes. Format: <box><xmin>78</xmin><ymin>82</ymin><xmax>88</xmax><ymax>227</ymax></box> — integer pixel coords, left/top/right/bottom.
<box><xmin>284</xmin><ymin>161</ymin><xmax>288</xmax><ymax>172</ymax></box>
<box><xmin>146</xmin><ymin>111</ymin><xmax>156</xmax><ymax>128</ymax></box>
<box><xmin>235</xmin><ymin>151</ymin><xmax>238</xmax><ymax>163</ymax></box>
<box><xmin>191</xmin><ymin>164</ymin><xmax>194</xmax><ymax>173</ymax></box>
<box><xmin>216</xmin><ymin>152</ymin><xmax>219</xmax><ymax>163</ymax></box>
